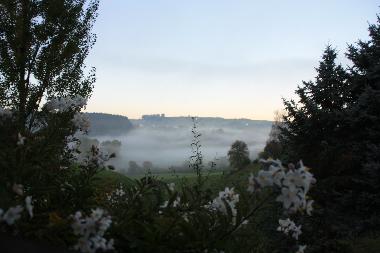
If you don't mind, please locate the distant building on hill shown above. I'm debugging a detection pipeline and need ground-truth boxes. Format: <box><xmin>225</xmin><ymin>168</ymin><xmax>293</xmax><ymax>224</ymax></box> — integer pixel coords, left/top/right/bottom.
<box><xmin>142</xmin><ymin>114</ymin><xmax>165</xmax><ymax>120</ymax></box>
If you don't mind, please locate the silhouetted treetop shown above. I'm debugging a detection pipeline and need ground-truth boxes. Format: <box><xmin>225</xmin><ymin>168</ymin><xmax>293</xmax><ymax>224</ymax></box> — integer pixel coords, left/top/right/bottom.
<box><xmin>0</xmin><ymin>0</ymin><xmax>99</xmax><ymax>129</ymax></box>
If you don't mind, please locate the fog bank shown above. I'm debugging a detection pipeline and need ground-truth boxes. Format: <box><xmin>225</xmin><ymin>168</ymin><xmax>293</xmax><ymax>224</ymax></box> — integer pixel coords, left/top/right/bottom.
<box><xmin>88</xmin><ymin>117</ymin><xmax>272</xmax><ymax>172</ymax></box>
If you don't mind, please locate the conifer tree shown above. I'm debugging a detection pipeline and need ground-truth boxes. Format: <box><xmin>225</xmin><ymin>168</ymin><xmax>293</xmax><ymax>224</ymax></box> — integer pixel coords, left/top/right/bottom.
<box><xmin>280</xmin><ymin>45</ymin><xmax>349</xmax><ymax>178</ymax></box>
<box><xmin>344</xmin><ymin>14</ymin><xmax>380</xmax><ymax>226</ymax></box>
<box><xmin>276</xmin><ymin>15</ymin><xmax>380</xmax><ymax>249</ymax></box>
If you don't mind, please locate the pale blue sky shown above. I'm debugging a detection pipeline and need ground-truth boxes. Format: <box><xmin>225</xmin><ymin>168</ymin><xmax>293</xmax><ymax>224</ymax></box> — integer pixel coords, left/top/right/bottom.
<box><xmin>85</xmin><ymin>0</ymin><xmax>379</xmax><ymax>120</ymax></box>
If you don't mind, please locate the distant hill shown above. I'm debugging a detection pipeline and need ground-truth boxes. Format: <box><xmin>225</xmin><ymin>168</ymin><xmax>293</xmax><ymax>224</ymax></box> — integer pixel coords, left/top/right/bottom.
<box><xmin>129</xmin><ymin>116</ymin><xmax>272</xmax><ymax>130</ymax></box>
<box><xmin>85</xmin><ymin>113</ymin><xmax>133</xmax><ymax>136</ymax></box>
<box><xmin>85</xmin><ymin>112</ymin><xmax>272</xmax><ymax>138</ymax></box>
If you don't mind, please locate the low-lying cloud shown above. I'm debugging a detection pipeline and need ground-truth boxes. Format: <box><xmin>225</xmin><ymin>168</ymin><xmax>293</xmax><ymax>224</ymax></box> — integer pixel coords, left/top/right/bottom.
<box><xmin>90</xmin><ymin>118</ymin><xmax>272</xmax><ymax>172</ymax></box>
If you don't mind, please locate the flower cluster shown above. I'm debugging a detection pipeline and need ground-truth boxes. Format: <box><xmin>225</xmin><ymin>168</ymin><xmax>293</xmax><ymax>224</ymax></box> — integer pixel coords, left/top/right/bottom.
<box><xmin>17</xmin><ymin>133</ymin><xmax>26</xmax><ymax>146</ymax></box>
<box><xmin>0</xmin><ymin>205</ymin><xmax>24</xmax><ymax>225</ymax></box>
<box><xmin>248</xmin><ymin>159</ymin><xmax>315</xmax><ymax>214</ymax></box>
<box><xmin>247</xmin><ymin>159</ymin><xmax>316</xmax><ymax>252</ymax></box>
<box><xmin>296</xmin><ymin>245</ymin><xmax>307</xmax><ymax>253</ymax></box>
<box><xmin>277</xmin><ymin>218</ymin><xmax>302</xmax><ymax>240</ymax></box>
<box><xmin>44</xmin><ymin>95</ymin><xmax>87</xmax><ymax>112</ymax></box>
<box><xmin>25</xmin><ymin>196</ymin><xmax>34</xmax><ymax>218</ymax></box>
<box><xmin>161</xmin><ymin>196</ymin><xmax>181</xmax><ymax>209</ymax></box>
<box><xmin>71</xmin><ymin>208</ymin><xmax>114</xmax><ymax>253</ymax></box>
<box><xmin>114</xmin><ymin>186</ymin><xmax>126</xmax><ymax>197</ymax></box>
<box><xmin>106</xmin><ymin>184</ymin><xmax>127</xmax><ymax>205</ymax></box>
<box><xmin>0</xmin><ymin>187</ymin><xmax>34</xmax><ymax>226</ymax></box>
<box><xmin>72</xmin><ymin>112</ymin><xmax>90</xmax><ymax>132</ymax></box>
<box><xmin>208</xmin><ymin>187</ymin><xmax>239</xmax><ymax>225</ymax></box>
<box><xmin>168</xmin><ymin>182</ymin><xmax>175</xmax><ymax>191</ymax></box>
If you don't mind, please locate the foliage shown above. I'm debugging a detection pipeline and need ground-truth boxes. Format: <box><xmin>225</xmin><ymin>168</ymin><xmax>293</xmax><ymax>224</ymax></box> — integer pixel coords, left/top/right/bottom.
<box><xmin>280</xmin><ymin>45</ymin><xmax>350</xmax><ymax>178</ymax></box>
<box><xmin>271</xmin><ymin>13</ymin><xmax>380</xmax><ymax>252</ymax></box>
<box><xmin>189</xmin><ymin>117</ymin><xmax>204</xmax><ymax>180</ymax></box>
<box><xmin>0</xmin><ymin>1</ymin><xmax>319</xmax><ymax>253</ymax></box>
<box><xmin>228</xmin><ymin>140</ymin><xmax>250</xmax><ymax>170</ymax></box>
<box><xmin>0</xmin><ymin>0</ymin><xmax>98</xmax><ymax>130</ymax></box>
<box><xmin>0</xmin><ymin>97</ymin><xmax>316</xmax><ymax>253</ymax></box>
<box><xmin>0</xmin><ymin>0</ymin><xmax>99</xmax><ymax>223</ymax></box>
<box><xmin>98</xmin><ymin>157</ymin><xmax>316</xmax><ymax>253</ymax></box>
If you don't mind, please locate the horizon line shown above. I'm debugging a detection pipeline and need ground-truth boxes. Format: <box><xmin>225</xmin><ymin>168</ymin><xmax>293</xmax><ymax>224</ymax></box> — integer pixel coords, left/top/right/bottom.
<box><xmin>84</xmin><ymin>111</ymin><xmax>274</xmax><ymax>122</ymax></box>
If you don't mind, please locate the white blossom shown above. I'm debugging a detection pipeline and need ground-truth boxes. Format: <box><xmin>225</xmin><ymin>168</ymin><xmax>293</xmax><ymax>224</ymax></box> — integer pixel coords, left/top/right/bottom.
<box><xmin>256</xmin><ymin>170</ymin><xmax>274</xmax><ymax>187</ymax></box>
<box><xmin>246</xmin><ymin>159</ymin><xmax>315</xmax><ymax>250</ymax></box>
<box><xmin>107</xmin><ymin>184</ymin><xmax>127</xmax><ymax>205</ymax></box>
<box><xmin>209</xmin><ymin>187</ymin><xmax>239</xmax><ymax>225</ymax></box>
<box><xmin>17</xmin><ymin>133</ymin><xmax>26</xmax><ymax>146</ymax></box>
<box><xmin>247</xmin><ymin>173</ymin><xmax>257</xmax><ymax>193</ymax></box>
<box><xmin>2</xmin><ymin>205</ymin><xmax>24</xmax><ymax>225</ymax></box>
<box><xmin>115</xmin><ymin>188</ymin><xmax>125</xmax><ymax>197</ymax></box>
<box><xmin>25</xmin><ymin>196</ymin><xmax>34</xmax><ymax>218</ymax></box>
<box><xmin>72</xmin><ymin>113</ymin><xmax>90</xmax><ymax>132</ymax></box>
<box><xmin>44</xmin><ymin>95</ymin><xmax>87</xmax><ymax>112</ymax></box>
<box><xmin>269</xmin><ymin>166</ymin><xmax>286</xmax><ymax>186</ymax></box>
<box><xmin>168</xmin><ymin>182</ymin><xmax>175</xmax><ymax>191</ymax></box>
<box><xmin>251</xmin><ymin>159</ymin><xmax>316</xmax><ymax>214</ymax></box>
<box><xmin>276</xmin><ymin>187</ymin><xmax>302</xmax><ymax>211</ymax></box>
<box><xmin>71</xmin><ymin>208</ymin><xmax>114</xmax><ymax>253</ymax></box>
<box><xmin>173</xmin><ymin>197</ymin><xmax>181</xmax><ymax>207</ymax></box>
<box><xmin>283</xmin><ymin>171</ymin><xmax>302</xmax><ymax>191</ymax></box>
<box><xmin>161</xmin><ymin>196</ymin><xmax>181</xmax><ymax>208</ymax></box>
<box><xmin>305</xmin><ymin>200</ymin><xmax>314</xmax><ymax>216</ymax></box>
<box><xmin>296</xmin><ymin>245</ymin><xmax>307</xmax><ymax>253</ymax></box>
<box><xmin>277</xmin><ymin>163</ymin><xmax>316</xmax><ymax>212</ymax></box>
<box><xmin>277</xmin><ymin>218</ymin><xmax>302</xmax><ymax>240</ymax></box>
<box><xmin>182</xmin><ymin>212</ymin><xmax>190</xmax><ymax>222</ymax></box>
<box><xmin>298</xmin><ymin>162</ymin><xmax>316</xmax><ymax>192</ymax></box>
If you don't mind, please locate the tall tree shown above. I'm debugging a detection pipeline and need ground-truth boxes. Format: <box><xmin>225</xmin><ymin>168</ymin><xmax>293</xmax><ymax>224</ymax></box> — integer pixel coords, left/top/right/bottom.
<box><xmin>277</xmin><ymin>15</ymin><xmax>380</xmax><ymax>251</ymax></box>
<box><xmin>280</xmin><ymin>45</ymin><xmax>349</xmax><ymax>178</ymax></box>
<box><xmin>228</xmin><ymin>140</ymin><xmax>250</xmax><ymax>170</ymax></box>
<box><xmin>0</xmin><ymin>0</ymin><xmax>99</xmax><ymax>212</ymax></box>
<box><xmin>344</xmin><ymin>14</ymin><xmax>380</xmax><ymax>228</ymax></box>
<box><xmin>0</xmin><ymin>0</ymin><xmax>98</xmax><ymax>129</ymax></box>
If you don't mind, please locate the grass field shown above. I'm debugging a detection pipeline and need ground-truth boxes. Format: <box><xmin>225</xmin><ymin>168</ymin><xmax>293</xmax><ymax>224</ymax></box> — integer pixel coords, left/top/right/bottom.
<box><xmin>99</xmin><ymin>163</ymin><xmax>261</xmax><ymax>193</ymax></box>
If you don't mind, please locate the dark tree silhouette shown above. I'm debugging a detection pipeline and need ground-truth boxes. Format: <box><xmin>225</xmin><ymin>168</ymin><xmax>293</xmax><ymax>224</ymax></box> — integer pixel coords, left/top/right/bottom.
<box><xmin>276</xmin><ymin>15</ymin><xmax>380</xmax><ymax>250</ymax></box>
<box><xmin>0</xmin><ymin>0</ymin><xmax>99</xmax><ymax>130</ymax></box>
<box><xmin>280</xmin><ymin>45</ymin><xmax>350</xmax><ymax>178</ymax></box>
<box><xmin>227</xmin><ymin>140</ymin><xmax>250</xmax><ymax>170</ymax></box>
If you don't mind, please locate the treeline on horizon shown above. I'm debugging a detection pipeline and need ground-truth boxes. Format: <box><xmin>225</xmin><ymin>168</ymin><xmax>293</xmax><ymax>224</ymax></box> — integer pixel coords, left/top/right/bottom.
<box><xmin>85</xmin><ymin>112</ymin><xmax>272</xmax><ymax>137</ymax></box>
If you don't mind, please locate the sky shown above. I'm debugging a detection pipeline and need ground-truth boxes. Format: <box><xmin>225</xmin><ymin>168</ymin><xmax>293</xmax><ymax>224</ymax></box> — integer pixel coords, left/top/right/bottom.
<box><xmin>85</xmin><ymin>0</ymin><xmax>379</xmax><ymax>120</ymax></box>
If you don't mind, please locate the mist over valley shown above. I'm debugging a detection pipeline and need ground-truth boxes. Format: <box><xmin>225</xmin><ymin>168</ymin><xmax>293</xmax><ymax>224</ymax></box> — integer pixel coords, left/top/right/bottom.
<box><xmin>82</xmin><ymin>113</ymin><xmax>272</xmax><ymax>173</ymax></box>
